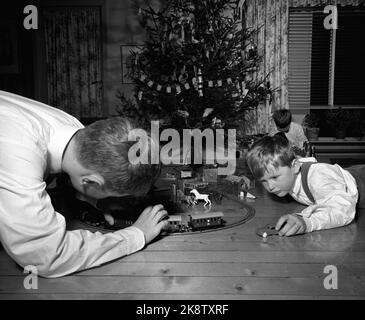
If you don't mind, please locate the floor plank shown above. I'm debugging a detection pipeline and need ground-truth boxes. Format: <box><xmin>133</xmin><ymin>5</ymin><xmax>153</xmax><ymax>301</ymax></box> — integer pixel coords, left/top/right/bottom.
<box><xmin>0</xmin><ymin>276</ymin><xmax>364</xmax><ymax>296</ymax></box>
<box><xmin>1</xmin><ymin>262</ymin><xmax>363</xmax><ymax>278</ymax></box>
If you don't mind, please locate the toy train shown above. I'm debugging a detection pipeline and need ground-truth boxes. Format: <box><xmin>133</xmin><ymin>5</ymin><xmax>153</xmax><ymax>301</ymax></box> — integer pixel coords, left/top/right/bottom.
<box><xmin>167</xmin><ymin>211</ymin><xmax>225</xmax><ymax>233</ymax></box>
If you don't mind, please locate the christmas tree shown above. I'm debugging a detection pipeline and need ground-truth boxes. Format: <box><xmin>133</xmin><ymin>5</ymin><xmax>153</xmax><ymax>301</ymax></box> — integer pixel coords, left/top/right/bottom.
<box><xmin>117</xmin><ymin>0</ymin><xmax>271</xmax><ymax>132</ymax></box>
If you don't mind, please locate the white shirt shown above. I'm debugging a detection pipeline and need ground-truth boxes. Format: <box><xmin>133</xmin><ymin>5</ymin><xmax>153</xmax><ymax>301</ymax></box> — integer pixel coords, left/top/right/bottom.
<box><xmin>0</xmin><ymin>91</ymin><xmax>145</xmax><ymax>278</ymax></box>
<box><xmin>270</xmin><ymin>122</ymin><xmax>308</xmax><ymax>149</ymax></box>
<box><xmin>291</xmin><ymin>158</ymin><xmax>358</xmax><ymax>232</ymax></box>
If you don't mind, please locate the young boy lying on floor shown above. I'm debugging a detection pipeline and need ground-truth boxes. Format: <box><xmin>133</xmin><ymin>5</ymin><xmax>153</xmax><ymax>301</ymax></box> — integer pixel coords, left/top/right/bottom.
<box><xmin>246</xmin><ymin>135</ymin><xmax>365</xmax><ymax>236</ymax></box>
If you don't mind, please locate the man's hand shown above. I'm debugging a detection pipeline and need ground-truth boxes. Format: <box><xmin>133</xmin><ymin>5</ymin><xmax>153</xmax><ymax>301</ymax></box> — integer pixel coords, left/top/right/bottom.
<box><xmin>275</xmin><ymin>214</ymin><xmax>307</xmax><ymax>236</ymax></box>
<box><xmin>133</xmin><ymin>204</ymin><xmax>168</xmax><ymax>244</ymax></box>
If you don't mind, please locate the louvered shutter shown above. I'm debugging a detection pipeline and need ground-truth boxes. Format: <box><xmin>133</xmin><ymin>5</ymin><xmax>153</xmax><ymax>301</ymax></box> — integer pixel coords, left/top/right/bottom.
<box><xmin>288</xmin><ymin>10</ymin><xmax>313</xmax><ymax>109</ymax></box>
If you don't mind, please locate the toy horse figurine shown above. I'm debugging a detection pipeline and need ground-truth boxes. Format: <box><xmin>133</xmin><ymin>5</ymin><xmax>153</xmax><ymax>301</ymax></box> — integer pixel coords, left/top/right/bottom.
<box><xmin>177</xmin><ymin>189</ymin><xmax>196</xmax><ymax>207</ymax></box>
<box><xmin>190</xmin><ymin>189</ymin><xmax>212</xmax><ymax>207</ymax></box>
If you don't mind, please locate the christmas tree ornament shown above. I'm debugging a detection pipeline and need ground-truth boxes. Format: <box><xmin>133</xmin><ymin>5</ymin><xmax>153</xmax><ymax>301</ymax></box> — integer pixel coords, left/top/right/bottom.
<box><xmin>166</xmin><ymin>86</ymin><xmax>172</xmax><ymax>93</ymax></box>
<box><xmin>241</xmin><ymin>50</ymin><xmax>245</xmax><ymax>60</ymax></box>
<box><xmin>217</xmin><ymin>80</ymin><xmax>222</xmax><ymax>87</ymax></box>
<box><xmin>138</xmin><ymin>91</ymin><xmax>143</xmax><ymax>100</ymax></box>
<box><xmin>176</xmin><ymin>85</ymin><xmax>182</xmax><ymax>94</ymax></box>
<box><xmin>179</xmin><ymin>72</ymin><xmax>188</xmax><ymax>83</ymax></box>
<box><xmin>247</xmin><ymin>40</ymin><xmax>257</xmax><ymax>60</ymax></box>
<box><xmin>181</xmin><ymin>25</ymin><xmax>185</xmax><ymax>42</ymax></box>
<box><xmin>197</xmin><ymin>68</ymin><xmax>203</xmax><ymax>97</ymax></box>
<box><xmin>177</xmin><ymin>110</ymin><xmax>189</xmax><ymax>118</ymax></box>
<box><xmin>208</xmin><ymin>21</ymin><xmax>214</xmax><ymax>33</ymax></box>
<box><xmin>208</xmin><ymin>80</ymin><xmax>213</xmax><ymax>87</ymax></box>
<box><xmin>184</xmin><ymin>83</ymin><xmax>190</xmax><ymax>90</ymax></box>
<box><xmin>171</xmin><ymin>69</ymin><xmax>177</xmax><ymax>81</ymax></box>
<box><xmin>135</xmin><ymin>53</ymin><xmax>139</xmax><ymax>65</ymax></box>
<box><xmin>156</xmin><ymin>84</ymin><xmax>162</xmax><ymax>91</ymax></box>
<box><xmin>212</xmin><ymin>117</ymin><xmax>224</xmax><ymax>129</ymax></box>
<box><xmin>192</xmin><ymin>77</ymin><xmax>198</xmax><ymax>89</ymax></box>
<box><xmin>147</xmin><ymin>80</ymin><xmax>154</xmax><ymax>87</ymax></box>
<box><xmin>140</xmin><ymin>74</ymin><xmax>147</xmax><ymax>82</ymax></box>
<box><xmin>203</xmin><ymin>108</ymin><xmax>214</xmax><ymax>117</ymax></box>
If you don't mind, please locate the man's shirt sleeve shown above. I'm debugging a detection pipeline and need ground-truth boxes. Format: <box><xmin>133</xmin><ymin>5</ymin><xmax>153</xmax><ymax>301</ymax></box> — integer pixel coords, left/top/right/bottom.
<box><xmin>0</xmin><ymin>126</ymin><xmax>145</xmax><ymax>278</ymax></box>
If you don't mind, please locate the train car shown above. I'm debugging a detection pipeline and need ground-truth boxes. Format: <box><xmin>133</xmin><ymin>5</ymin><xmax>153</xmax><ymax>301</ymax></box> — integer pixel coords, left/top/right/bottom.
<box><xmin>189</xmin><ymin>211</ymin><xmax>224</xmax><ymax>230</ymax></box>
<box><xmin>167</xmin><ymin>215</ymin><xmax>184</xmax><ymax>232</ymax></box>
<box><xmin>167</xmin><ymin>214</ymin><xmax>190</xmax><ymax>232</ymax></box>
<box><xmin>167</xmin><ymin>212</ymin><xmax>225</xmax><ymax>233</ymax></box>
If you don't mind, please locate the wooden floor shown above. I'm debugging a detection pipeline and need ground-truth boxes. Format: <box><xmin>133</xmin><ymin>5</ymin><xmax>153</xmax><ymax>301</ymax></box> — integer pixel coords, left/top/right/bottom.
<box><xmin>1</xmin><ymin>186</ymin><xmax>365</xmax><ymax>300</ymax></box>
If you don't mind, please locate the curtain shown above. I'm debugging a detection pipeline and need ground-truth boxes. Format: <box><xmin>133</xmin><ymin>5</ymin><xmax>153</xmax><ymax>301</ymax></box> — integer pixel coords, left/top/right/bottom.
<box><xmin>244</xmin><ymin>0</ymin><xmax>289</xmax><ymax>135</ymax></box>
<box><xmin>43</xmin><ymin>7</ymin><xmax>103</xmax><ymax>118</ymax></box>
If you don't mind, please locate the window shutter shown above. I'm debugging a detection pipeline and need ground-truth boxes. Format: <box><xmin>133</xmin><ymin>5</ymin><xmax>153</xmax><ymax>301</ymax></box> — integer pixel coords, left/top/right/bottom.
<box><xmin>288</xmin><ymin>10</ymin><xmax>313</xmax><ymax>109</ymax></box>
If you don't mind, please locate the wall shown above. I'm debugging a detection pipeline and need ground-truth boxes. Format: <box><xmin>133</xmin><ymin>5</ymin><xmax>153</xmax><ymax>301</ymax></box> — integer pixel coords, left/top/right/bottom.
<box><xmin>11</xmin><ymin>0</ymin><xmax>155</xmax><ymax>117</ymax></box>
<box><xmin>103</xmin><ymin>0</ymin><xmax>163</xmax><ymax>116</ymax></box>
<box><xmin>0</xmin><ymin>2</ymin><xmax>35</xmax><ymax>99</ymax></box>
<box><xmin>104</xmin><ymin>0</ymin><xmax>143</xmax><ymax>115</ymax></box>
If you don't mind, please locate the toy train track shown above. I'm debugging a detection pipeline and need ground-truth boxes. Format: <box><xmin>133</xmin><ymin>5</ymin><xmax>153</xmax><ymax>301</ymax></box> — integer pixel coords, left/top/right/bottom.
<box><xmin>71</xmin><ymin>185</ymin><xmax>256</xmax><ymax>236</ymax></box>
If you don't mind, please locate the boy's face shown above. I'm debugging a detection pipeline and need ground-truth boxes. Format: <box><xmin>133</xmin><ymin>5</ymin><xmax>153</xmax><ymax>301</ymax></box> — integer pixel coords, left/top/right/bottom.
<box><xmin>259</xmin><ymin>162</ymin><xmax>298</xmax><ymax>197</ymax></box>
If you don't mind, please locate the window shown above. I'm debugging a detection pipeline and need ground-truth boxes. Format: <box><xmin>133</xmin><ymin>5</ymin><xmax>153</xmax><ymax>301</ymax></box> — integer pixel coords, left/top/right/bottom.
<box><xmin>288</xmin><ymin>6</ymin><xmax>365</xmax><ymax>109</ymax></box>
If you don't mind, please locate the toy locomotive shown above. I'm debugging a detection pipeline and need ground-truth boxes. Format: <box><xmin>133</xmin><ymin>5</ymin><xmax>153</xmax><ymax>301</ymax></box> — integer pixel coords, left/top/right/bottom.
<box><xmin>166</xmin><ymin>211</ymin><xmax>225</xmax><ymax>233</ymax></box>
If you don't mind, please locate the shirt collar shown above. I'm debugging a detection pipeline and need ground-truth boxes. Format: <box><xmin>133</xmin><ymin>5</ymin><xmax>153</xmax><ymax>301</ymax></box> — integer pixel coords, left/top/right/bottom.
<box><xmin>47</xmin><ymin>125</ymin><xmax>82</xmax><ymax>173</ymax></box>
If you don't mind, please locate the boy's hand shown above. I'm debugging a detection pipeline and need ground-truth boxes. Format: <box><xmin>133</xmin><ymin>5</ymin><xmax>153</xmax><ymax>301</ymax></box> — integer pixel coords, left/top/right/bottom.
<box><xmin>275</xmin><ymin>214</ymin><xmax>307</xmax><ymax>236</ymax></box>
<box><xmin>133</xmin><ymin>204</ymin><xmax>168</xmax><ymax>244</ymax></box>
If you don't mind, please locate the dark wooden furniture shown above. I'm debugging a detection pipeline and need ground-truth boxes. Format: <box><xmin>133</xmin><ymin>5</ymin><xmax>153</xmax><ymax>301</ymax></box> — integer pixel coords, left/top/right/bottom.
<box><xmin>310</xmin><ymin>138</ymin><xmax>365</xmax><ymax>166</ymax></box>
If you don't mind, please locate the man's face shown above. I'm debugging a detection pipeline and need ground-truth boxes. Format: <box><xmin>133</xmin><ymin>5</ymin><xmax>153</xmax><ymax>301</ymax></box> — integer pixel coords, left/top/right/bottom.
<box><xmin>259</xmin><ymin>163</ymin><xmax>297</xmax><ymax>197</ymax></box>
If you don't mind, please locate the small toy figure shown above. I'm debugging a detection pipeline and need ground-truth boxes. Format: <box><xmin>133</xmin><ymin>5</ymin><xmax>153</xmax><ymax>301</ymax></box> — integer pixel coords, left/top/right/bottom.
<box><xmin>177</xmin><ymin>189</ymin><xmax>196</xmax><ymax>206</ymax></box>
<box><xmin>190</xmin><ymin>189</ymin><xmax>211</xmax><ymax>207</ymax></box>
<box><xmin>256</xmin><ymin>224</ymin><xmax>279</xmax><ymax>237</ymax></box>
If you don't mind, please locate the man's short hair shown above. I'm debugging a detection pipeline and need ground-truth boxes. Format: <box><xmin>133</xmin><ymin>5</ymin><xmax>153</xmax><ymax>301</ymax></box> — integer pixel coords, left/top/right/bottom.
<box><xmin>75</xmin><ymin>117</ymin><xmax>161</xmax><ymax>197</ymax></box>
<box><xmin>246</xmin><ymin>135</ymin><xmax>296</xmax><ymax>179</ymax></box>
<box><xmin>272</xmin><ymin>109</ymin><xmax>292</xmax><ymax>132</ymax></box>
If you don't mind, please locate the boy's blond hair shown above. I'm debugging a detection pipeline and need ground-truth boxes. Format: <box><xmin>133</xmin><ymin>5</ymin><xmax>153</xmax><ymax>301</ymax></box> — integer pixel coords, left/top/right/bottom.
<box><xmin>246</xmin><ymin>135</ymin><xmax>296</xmax><ymax>179</ymax></box>
<box><xmin>74</xmin><ymin>117</ymin><xmax>161</xmax><ymax>197</ymax></box>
